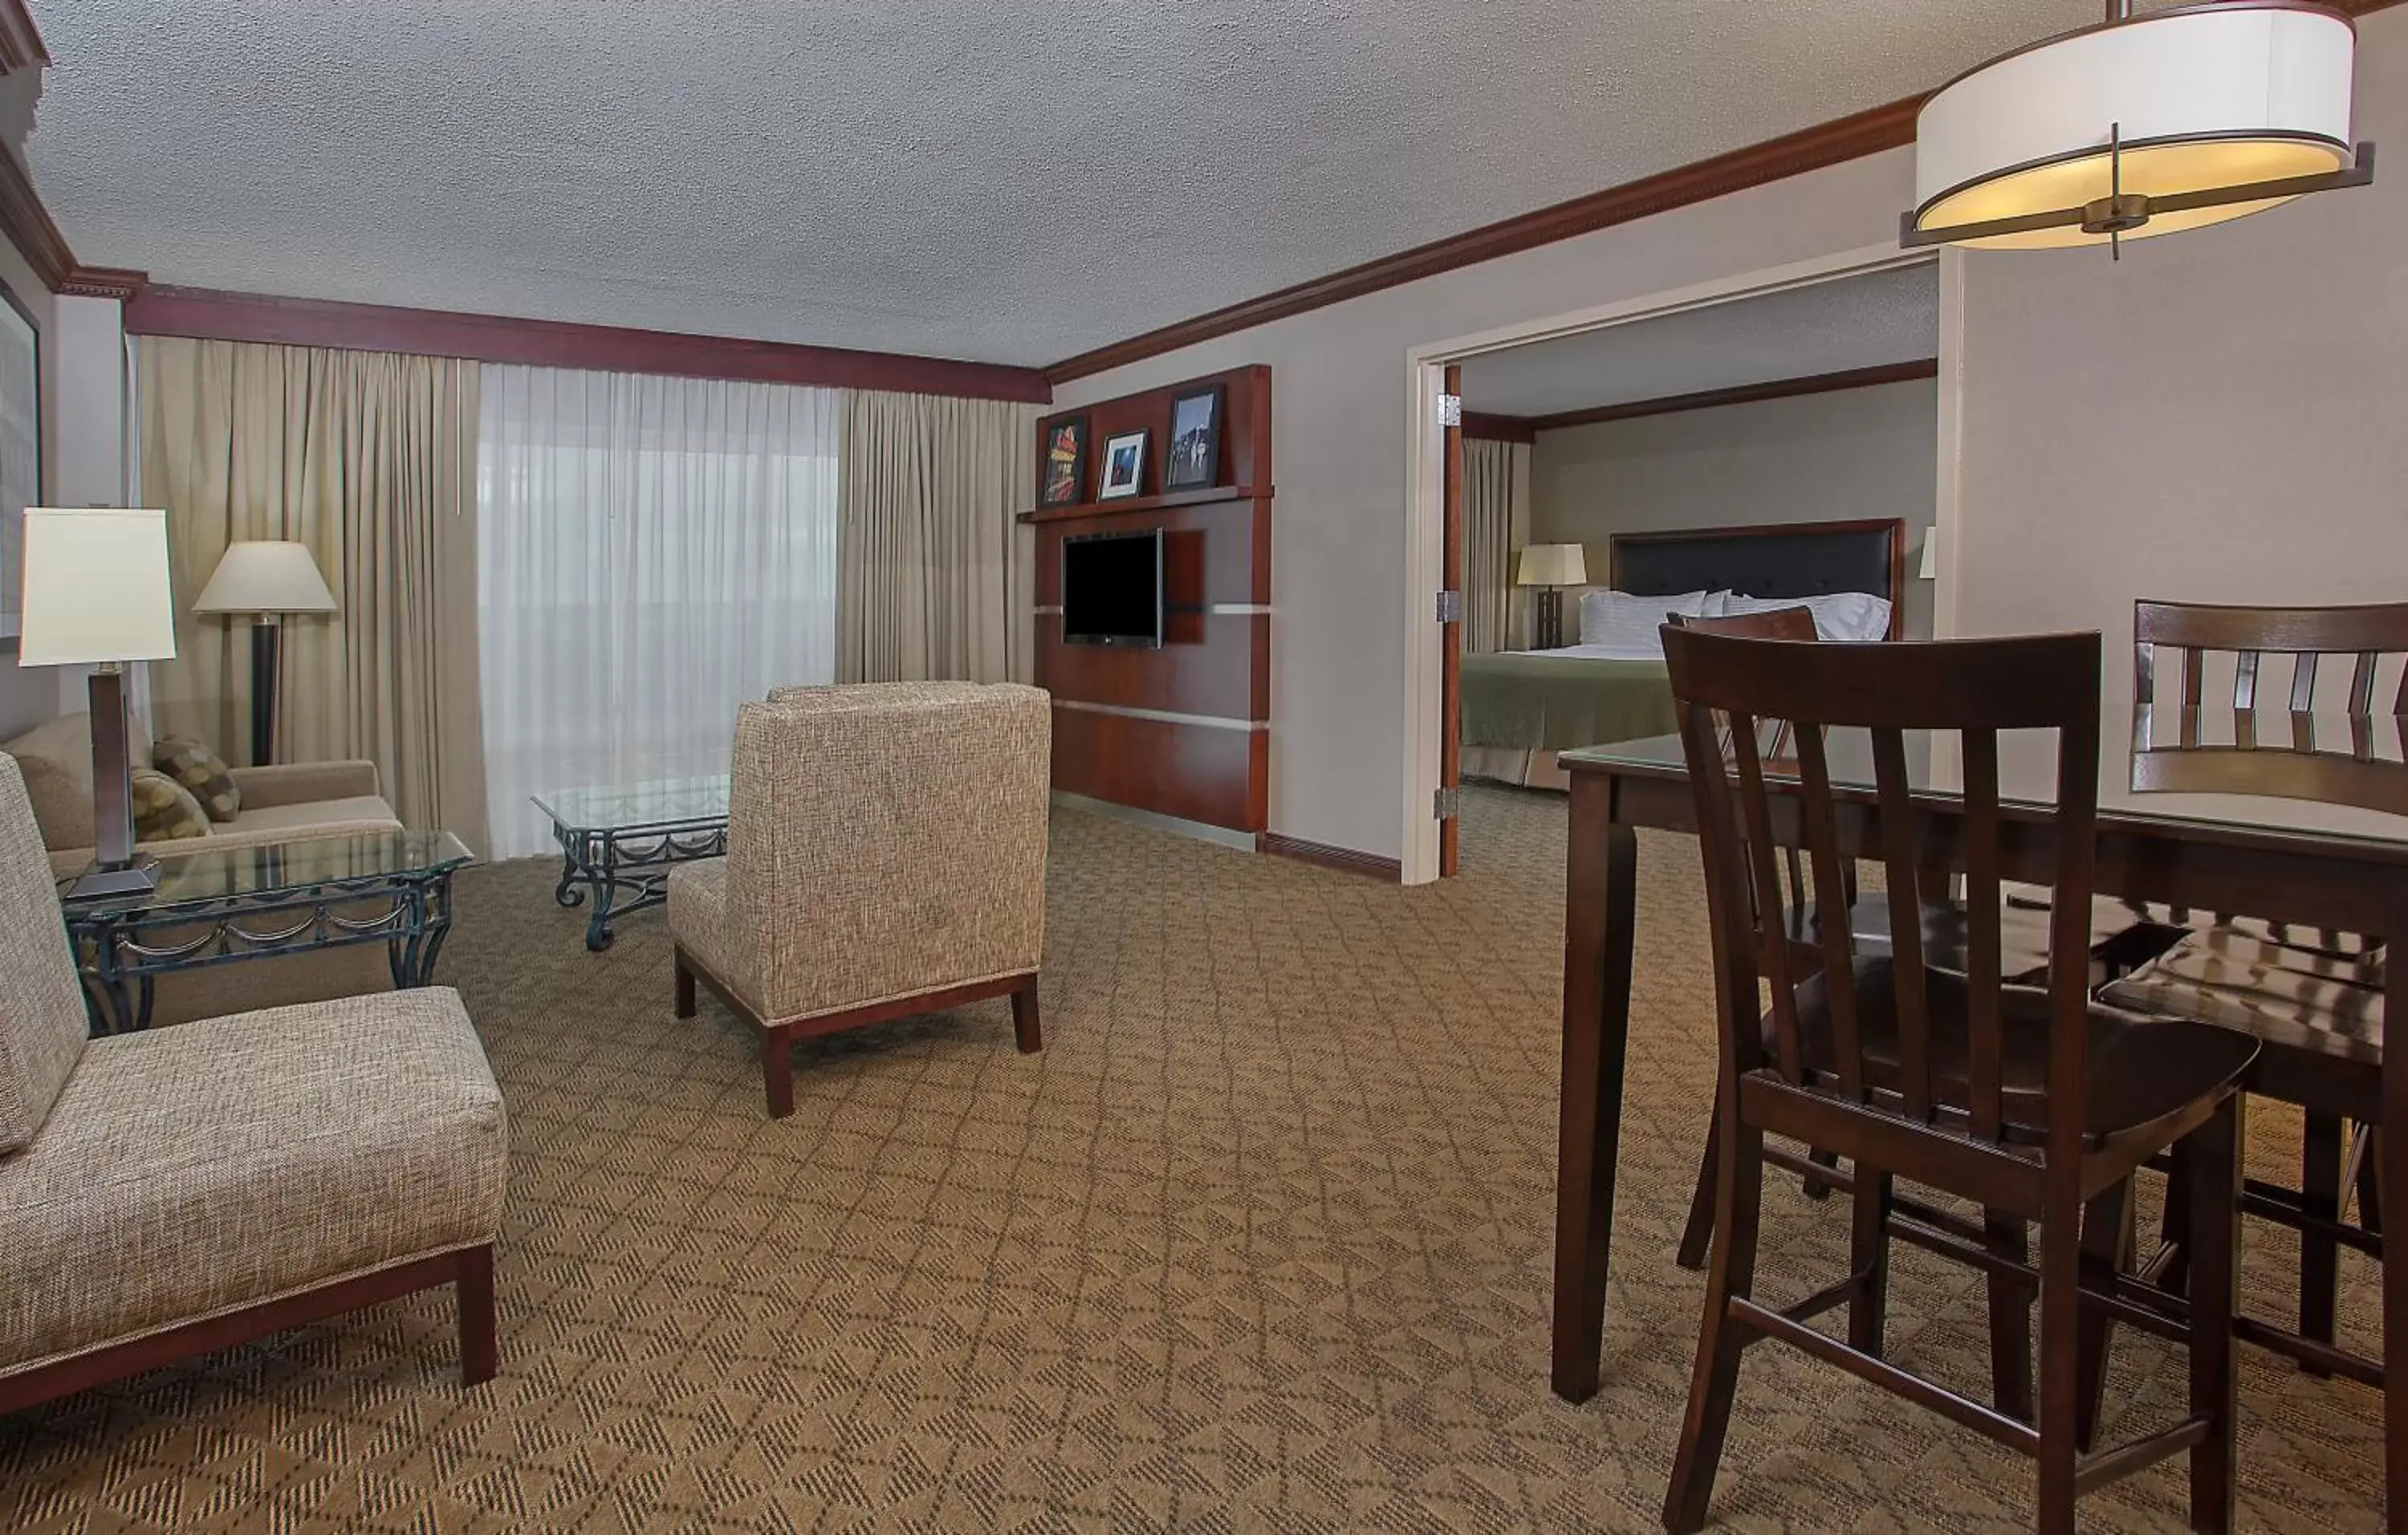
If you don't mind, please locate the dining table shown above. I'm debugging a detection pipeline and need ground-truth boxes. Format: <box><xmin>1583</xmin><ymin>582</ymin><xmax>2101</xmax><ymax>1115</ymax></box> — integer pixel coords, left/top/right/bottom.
<box><xmin>1551</xmin><ymin>706</ymin><xmax>2408</xmax><ymax>1529</ymax></box>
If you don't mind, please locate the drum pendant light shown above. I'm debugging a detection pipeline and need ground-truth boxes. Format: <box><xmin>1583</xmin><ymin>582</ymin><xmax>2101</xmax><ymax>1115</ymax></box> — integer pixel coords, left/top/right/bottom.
<box><xmin>1903</xmin><ymin>2</ymin><xmax>2374</xmax><ymax>254</ymax></box>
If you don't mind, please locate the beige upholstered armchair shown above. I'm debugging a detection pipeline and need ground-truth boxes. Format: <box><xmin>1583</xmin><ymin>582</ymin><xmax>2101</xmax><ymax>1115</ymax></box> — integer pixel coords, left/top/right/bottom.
<box><xmin>0</xmin><ymin>757</ymin><xmax>508</xmax><ymax>1412</ymax></box>
<box><xmin>670</xmin><ymin>682</ymin><xmax>1051</xmax><ymax>1118</ymax></box>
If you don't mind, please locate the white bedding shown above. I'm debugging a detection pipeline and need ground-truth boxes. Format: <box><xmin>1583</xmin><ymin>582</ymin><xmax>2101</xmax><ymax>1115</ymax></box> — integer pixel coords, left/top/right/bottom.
<box><xmin>1505</xmin><ymin>639</ymin><xmax>1668</xmax><ymax>662</ymax></box>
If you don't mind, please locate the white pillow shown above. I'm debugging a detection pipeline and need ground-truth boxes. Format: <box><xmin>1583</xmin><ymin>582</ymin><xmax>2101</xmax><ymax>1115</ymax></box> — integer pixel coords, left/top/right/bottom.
<box><xmin>1722</xmin><ymin>591</ymin><xmax>1892</xmax><ymax>642</ymax></box>
<box><xmin>1576</xmin><ymin>588</ymin><xmax>1710</xmax><ymax>648</ymax></box>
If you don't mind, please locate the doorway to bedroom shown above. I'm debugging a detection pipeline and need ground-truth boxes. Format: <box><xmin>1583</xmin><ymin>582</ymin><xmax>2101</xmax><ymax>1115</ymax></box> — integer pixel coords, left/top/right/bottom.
<box><xmin>1412</xmin><ymin>251</ymin><xmax>1942</xmax><ymax>881</ymax></box>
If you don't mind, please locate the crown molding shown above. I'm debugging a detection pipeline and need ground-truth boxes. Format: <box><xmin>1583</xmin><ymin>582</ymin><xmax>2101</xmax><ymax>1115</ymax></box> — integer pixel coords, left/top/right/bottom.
<box><xmin>0</xmin><ymin>1</ymin><xmax>47</xmax><ymax>75</ymax></box>
<box><xmin>123</xmin><ymin>284</ymin><xmax>1055</xmax><ymax>402</ymax></box>
<box><xmin>1515</xmin><ymin>358</ymin><xmax>1938</xmax><ymax>434</ymax></box>
<box><xmin>0</xmin><ymin>144</ymin><xmax>75</xmax><ymax>291</ymax></box>
<box><xmin>1459</xmin><ymin>411</ymin><xmax>1536</xmax><ymax>444</ymax></box>
<box><xmin>59</xmin><ymin>264</ymin><xmax>145</xmax><ymax>299</ymax></box>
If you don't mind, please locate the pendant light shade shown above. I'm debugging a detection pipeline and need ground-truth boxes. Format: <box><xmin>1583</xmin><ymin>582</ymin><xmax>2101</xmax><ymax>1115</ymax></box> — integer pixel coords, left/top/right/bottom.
<box><xmin>1905</xmin><ymin>2</ymin><xmax>2372</xmax><ymax>250</ymax></box>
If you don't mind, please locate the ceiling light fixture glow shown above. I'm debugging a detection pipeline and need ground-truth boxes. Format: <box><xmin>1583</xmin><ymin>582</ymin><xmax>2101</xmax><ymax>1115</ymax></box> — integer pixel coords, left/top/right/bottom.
<box><xmin>1902</xmin><ymin>2</ymin><xmax>2374</xmax><ymax>254</ymax></box>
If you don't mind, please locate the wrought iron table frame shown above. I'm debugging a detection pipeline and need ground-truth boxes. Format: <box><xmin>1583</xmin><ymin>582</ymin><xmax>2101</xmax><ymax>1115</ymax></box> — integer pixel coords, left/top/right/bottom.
<box><xmin>65</xmin><ymin>861</ymin><xmax>462</xmax><ymax>1036</ymax></box>
<box><xmin>547</xmin><ymin>806</ymin><xmax>728</xmax><ymax>952</ymax></box>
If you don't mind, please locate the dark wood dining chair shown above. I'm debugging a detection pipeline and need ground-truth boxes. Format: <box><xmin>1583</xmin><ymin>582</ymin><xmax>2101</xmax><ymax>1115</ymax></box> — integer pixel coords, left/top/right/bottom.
<box><xmin>1658</xmin><ymin>626</ymin><xmax>2256</xmax><ymax>1535</ymax></box>
<box><xmin>2067</xmin><ymin>598</ymin><xmax>2408</xmax><ymax>1438</ymax></box>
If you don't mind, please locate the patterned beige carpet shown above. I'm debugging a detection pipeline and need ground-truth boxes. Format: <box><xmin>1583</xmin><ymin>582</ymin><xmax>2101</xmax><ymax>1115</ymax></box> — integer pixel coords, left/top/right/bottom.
<box><xmin>0</xmin><ymin>788</ymin><xmax>2387</xmax><ymax>1532</ymax></box>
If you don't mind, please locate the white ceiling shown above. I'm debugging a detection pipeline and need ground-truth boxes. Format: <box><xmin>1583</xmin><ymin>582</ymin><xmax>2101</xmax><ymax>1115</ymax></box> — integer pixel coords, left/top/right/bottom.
<box><xmin>23</xmin><ymin>2</ymin><xmax>2105</xmax><ymax>368</ymax></box>
<box><xmin>1458</xmin><ymin>262</ymin><xmax>1938</xmax><ymax>419</ymax></box>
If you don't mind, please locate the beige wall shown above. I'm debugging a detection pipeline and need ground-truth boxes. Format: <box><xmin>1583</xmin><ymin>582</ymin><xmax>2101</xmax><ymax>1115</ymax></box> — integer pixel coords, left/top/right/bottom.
<box><xmin>1051</xmin><ymin>150</ymin><xmax>1920</xmax><ymax>860</ymax></box>
<box><xmin>1949</xmin><ymin>7</ymin><xmax>2408</xmax><ymax>833</ymax></box>
<box><xmin>1531</xmin><ymin>377</ymin><xmax>1938</xmax><ymax>639</ymax></box>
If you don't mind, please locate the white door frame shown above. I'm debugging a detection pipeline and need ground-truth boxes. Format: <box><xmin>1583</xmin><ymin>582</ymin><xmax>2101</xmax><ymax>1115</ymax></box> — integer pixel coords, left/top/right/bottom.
<box><xmin>1397</xmin><ymin>241</ymin><xmax>1950</xmax><ymax>885</ymax></box>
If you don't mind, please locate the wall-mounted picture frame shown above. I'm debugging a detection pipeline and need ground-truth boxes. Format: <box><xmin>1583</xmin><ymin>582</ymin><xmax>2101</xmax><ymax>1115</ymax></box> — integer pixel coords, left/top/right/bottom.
<box><xmin>1098</xmin><ymin>429</ymin><xmax>1149</xmax><ymax>500</ymax></box>
<box><xmin>1164</xmin><ymin>384</ymin><xmax>1223</xmax><ymax>492</ymax></box>
<box><xmin>0</xmin><ymin>279</ymin><xmax>37</xmax><ymax>642</ymax></box>
<box><xmin>1039</xmin><ymin>414</ymin><xmax>1088</xmax><ymax>507</ymax></box>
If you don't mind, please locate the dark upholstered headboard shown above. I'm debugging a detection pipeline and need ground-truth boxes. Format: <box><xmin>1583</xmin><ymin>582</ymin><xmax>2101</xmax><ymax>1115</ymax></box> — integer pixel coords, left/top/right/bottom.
<box><xmin>1608</xmin><ymin>518</ymin><xmax>1906</xmax><ymax>640</ymax></box>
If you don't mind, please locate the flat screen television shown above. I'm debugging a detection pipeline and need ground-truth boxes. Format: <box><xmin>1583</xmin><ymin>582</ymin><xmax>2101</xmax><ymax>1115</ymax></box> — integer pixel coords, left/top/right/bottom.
<box><xmin>1062</xmin><ymin>529</ymin><xmax>1164</xmax><ymax>649</ymax></box>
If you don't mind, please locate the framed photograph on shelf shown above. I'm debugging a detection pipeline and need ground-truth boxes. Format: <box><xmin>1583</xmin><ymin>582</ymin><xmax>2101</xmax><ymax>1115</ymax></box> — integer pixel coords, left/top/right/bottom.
<box><xmin>1163</xmin><ymin>384</ymin><xmax>1223</xmax><ymax>491</ymax></box>
<box><xmin>1039</xmin><ymin>415</ymin><xmax>1088</xmax><ymax>507</ymax></box>
<box><xmin>1098</xmin><ymin>429</ymin><xmax>1149</xmax><ymax>500</ymax></box>
<box><xmin>0</xmin><ymin>280</ymin><xmax>35</xmax><ymax>641</ymax></box>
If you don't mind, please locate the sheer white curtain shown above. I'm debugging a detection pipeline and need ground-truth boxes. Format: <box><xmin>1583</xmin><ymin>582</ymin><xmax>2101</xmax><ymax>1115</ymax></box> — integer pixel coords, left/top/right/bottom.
<box><xmin>477</xmin><ymin>365</ymin><xmax>840</xmax><ymax>858</ymax></box>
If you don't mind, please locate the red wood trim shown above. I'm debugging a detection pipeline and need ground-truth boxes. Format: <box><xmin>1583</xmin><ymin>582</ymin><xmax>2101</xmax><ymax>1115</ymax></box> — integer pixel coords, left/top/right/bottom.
<box><xmin>124</xmin><ymin>284</ymin><xmax>1053</xmax><ymax>402</ymax></box>
<box><xmin>1044</xmin><ymin>95</ymin><xmax>1925</xmax><ymax>384</ymax></box>
<box><xmin>1259</xmin><ymin>832</ymin><xmax>1404</xmax><ymax>882</ymax></box>
<box><xmin>0</xmin><ymin>1244</ymin><xmax>494</xmax><ymax>1414</ymax></box>
<box><xmin>60</xmin><ymin>264</ymin><xmax>146</xmax><ymax>300</ymax></box>
<box><xmin>1525</xmin><ymin>359</ymin><xmax>1937</xmax><ymax>434</ymax></box>
<box><xmin>1460</xmin><ymin>411</ymin><xmax>1537</xmax><ymax>445</ymax></box>
<box><xmin>0</xmin><ymin>1</ymin><xmax>48</xmax><ymax>73</ymax></box>
<box><xmin>1018</xmin><ymin>483</ymin><xmax>1272</xmax><ymax>524</ymax></box>
<box><xmin>0</xmin><ymin>143</ymin><xmax>76</xmax><ymax>291</ymax></box>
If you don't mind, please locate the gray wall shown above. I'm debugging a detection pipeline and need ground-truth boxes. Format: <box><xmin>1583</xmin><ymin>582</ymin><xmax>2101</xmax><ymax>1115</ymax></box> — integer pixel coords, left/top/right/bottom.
<box><xmin>1529</xmin><ymin>377</ymin><xmax>1935</xmax><ymax>637</ymax></box>
<box><xmin>0</xmin><ymin>148</ymin><xmax>59</xmax><ymax>742</ymax></box>
<box><xmin>1949</xmin><ymin>6</ymin><xmax>2408</xmax><ymax>834</ymax></box>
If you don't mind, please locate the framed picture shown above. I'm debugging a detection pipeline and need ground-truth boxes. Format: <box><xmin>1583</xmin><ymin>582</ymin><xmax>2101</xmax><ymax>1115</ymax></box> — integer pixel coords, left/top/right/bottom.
<box><xmin>1098</xmin><ymin>429</ymin><xmax>1149</xmax><ymax>500</ymax></box>
<box><xmin>1039</xmin><ymin>414</ymin><xmax>1088</xmax><ymax>507</ymax></box>
<box><xmin>1164</xmin><ymin>385</ymin><xmax>1223</xmax><ymax>491</ymax></box>
<box><xmin>0</xmin><ymin>279</ymin><xmax>35</xmax><ymax>642</ymax></box>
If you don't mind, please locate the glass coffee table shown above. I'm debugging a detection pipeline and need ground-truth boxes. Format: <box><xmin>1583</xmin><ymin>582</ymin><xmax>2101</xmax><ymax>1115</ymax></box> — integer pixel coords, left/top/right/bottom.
<box><xmin>60</xmin><ymin>829</ymin><xmax>475</xmax><ymax>1036</ymax></box>
<box><xmin>534</xmin><ymin>776</ymin><xmax>730</xmax><ymax>952</ymax></box>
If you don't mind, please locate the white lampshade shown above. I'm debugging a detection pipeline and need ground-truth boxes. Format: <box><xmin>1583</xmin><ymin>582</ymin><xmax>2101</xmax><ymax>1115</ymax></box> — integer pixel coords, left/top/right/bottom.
<box><xmin>1910</xmin><ymin>3</ymin><xmax>2363</xmax><ymax>250</ymax></box>
<box><xmin>1516</xmin><ymin>544</ymin><xmax>1588</xmax><ymax>588</ymax></box>
<box><xmin>193</xmin><ymin>539</ymin><xmax>338</xmax><ymax>616</ymax></box>
<box><xmin>18</xmin><ymin>508</ymin><xmax>178</xmax><ymax>667</ymax></box>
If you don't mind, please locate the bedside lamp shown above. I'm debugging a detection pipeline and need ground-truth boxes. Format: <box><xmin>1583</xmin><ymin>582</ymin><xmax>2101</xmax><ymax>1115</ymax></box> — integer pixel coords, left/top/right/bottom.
<box><xmin>193</xmin><ymin>539</ymin><xmax>336</xmax><ymax>766</ymax></box>
<box><xmin>1516</xmin><ymin>543</ymin><xmax>1588</xmax><ymax>649</ymax></box>
<box><xmin>18</xmin><ymin>508</ymin><xmax>179</xmax><ymax>898</ymax></box>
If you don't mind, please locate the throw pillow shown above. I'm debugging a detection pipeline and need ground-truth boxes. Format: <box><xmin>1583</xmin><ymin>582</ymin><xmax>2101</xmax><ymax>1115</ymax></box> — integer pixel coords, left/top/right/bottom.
<box><xmin>153</xmin><ymin>736</ymin><xmax>242</xmax><ymax>821</ymax></box>
<box><xmin>130</xmin><ymin>768</ymin><xmax>211</xmax><ymax>842</ymax></box>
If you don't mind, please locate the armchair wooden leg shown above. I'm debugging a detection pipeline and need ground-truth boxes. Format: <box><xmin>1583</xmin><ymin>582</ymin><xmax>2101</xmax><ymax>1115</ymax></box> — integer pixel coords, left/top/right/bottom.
<box><xmin>1676</xmin><ymin>1100</ymin><xmax>1719</xmax><ymax>1272</ymax></box>
<box><xmin>1984</xmin><ymin>1209</ymin><xmax>2035</xmax><ymax>1423</ymax></box>
<box><xmin>762</xmin><ymin>1024</ymin><xmax>795</xmax><ymax>1118</ymax></box>
<box><xmin>673</xmin><ymin>951</ymin><xmax>697</xmax><ymax>1020</ymax></box>
<box><xmin>2185</xmin><ymin>1097</ymin><xmax>2243</xmax><ymax>1534</ymax></box>
<box><xmin>1010</xmin><ymin>977</ymin><xmax>1043</xmax><ymax>1054</ymax></box>
<box><xmin>1849</xmin><ymin>1166</ymin><xmax>1893</xmax><ymax>1358</ymax></box>
<box><xmin>2299</xmin><ymin>1110</ymin><xmax>2345</xmax><ymax>1374</ymax></box>
<box><xmin>1662</xmin><ymin>1110</ymin><xmax>1764</xmax><ymax>1535</ymax></box>
<box><xmin>2074</xmin><ymin>1179</ymin><xmax>2134</xmax><ymax>1452</ymax></box>
<box><xmin>457</xmin><ymin>1244</ymin><xmax>497</xmax><ymax>1386</ymax></box>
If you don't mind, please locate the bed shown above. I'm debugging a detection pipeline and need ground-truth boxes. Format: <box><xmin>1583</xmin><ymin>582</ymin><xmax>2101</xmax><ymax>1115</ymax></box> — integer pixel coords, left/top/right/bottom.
<box><xmin>1461</xmin><ymin>517</ymin><xmax>1906</xmax><ymax>791</ymax></box>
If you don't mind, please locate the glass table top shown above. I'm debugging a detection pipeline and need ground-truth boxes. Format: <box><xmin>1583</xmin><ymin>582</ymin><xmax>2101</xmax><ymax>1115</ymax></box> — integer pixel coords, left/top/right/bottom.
<box><xmin>532</xmin><ymin>775</ymin><xmax>731</xmax><ymax>834</ymax></box>
<box><xmin>62</xmin><ymin>829</ymin><xmax>475</xmax><ymax>917</ymax></box>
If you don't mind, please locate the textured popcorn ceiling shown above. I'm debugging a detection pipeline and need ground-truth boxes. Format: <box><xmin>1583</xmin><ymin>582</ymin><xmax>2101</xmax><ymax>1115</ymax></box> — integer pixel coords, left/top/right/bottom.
<box><xmin>25</xmin><ymin>2</ymin><xmax>2102</xmax><ymax>367</ymax></box>
<box><xmin>1460</xmin><ymin>263</ymin><xmax>1938</xmax><ymax>419</ymax></box>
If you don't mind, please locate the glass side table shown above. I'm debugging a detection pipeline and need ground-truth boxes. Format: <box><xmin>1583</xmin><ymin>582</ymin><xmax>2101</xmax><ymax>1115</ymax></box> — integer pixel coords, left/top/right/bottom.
<box><xmin>533</xmin><ymin>776</ymin><xmax>730</xmax><ymax>952</ymax></box>
<box><xmin>59</xmin><ymin>829</ymin><xmax>475</xmax><ymax>1036</ymax></box>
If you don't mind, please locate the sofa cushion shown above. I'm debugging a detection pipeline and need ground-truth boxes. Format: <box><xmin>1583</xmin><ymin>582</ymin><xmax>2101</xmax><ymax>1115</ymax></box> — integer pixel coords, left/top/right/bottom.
<box><xmin>222</xmin><ymin>795</ymin><xmax>401</xmax><ymax>835</ymax></box>
<box><xmin>2</xmin><ymin>713</ymin><xmax>97</xmax><ymax>853</ymax></box>
<box><xmin>0</xmin><ymin>758</ymin><xmax>89</xmax><ymax>1155</ymax></box>
<box><xmin>129</xmin><ymin>768</ymin><xmax>210</xmax><ymax>842</ymax></box>
<box><xmin>153</xmin><ymin>736</ymin><xmax>242</xmax><ymax>822</ymax></box>
<box><xmin>668</xmin><ymin>857</ymin><xmax>750</xmax><ymax>1002</ymax></box>
<box><xmin>0</xmin><ymin>987</ymin><xmax>507</xmax><ymax>1375</ymax></box>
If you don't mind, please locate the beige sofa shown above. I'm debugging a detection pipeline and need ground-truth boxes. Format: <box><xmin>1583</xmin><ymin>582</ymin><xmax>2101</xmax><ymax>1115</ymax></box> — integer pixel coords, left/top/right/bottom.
<box><xmin>670</xmin><ymin>682</ymin><xmax>1051</xmax><ymax>1117</ymax></box>
<box><xmin>0</xmin><ymin>755</ymin><xmax>507</xmax><ymax>1413</ymax></box>
<box><xmin>2</xmin><ymin>711</ymin><xmax>401</xmax><ymax>879</ymax></box>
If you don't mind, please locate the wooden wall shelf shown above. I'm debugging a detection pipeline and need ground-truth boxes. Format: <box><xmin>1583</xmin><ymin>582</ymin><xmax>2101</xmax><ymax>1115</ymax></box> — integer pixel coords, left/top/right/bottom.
<box><xmin>1033</xmin><ymin>364</ymin><xmax>1273</xmax><ymax>837</ymax></box>
<box><xmin>1019</xmin><ymin>484</ymin><xmax>1274</xmax><ymax>524</ymax></box>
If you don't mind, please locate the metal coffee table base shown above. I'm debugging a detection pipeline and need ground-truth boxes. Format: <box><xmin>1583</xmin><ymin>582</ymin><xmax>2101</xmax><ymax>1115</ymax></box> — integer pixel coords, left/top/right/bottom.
<box><xmin>554</xmin><ymin>822</ymin><xmax>728</xmax><ymax>951</ymax></box>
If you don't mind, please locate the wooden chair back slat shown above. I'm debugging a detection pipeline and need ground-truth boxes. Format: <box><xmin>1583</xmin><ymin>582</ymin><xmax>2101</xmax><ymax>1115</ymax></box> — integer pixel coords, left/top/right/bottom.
<box><xmin>2233</xmin><ymin>649</ymin><xmax>2260</xmax><ymax>710</ymax></box>
<box><xmin>2180</xmin><ymin>647</ymin><xmax>2205</xmax><ymax>709</ymax></box>
<box><xmin>2136</xmin><ymin>599</ymin><xmax>2408</xmax><ymax>717</ymax></box>
<box><xmin>1869</xmin><ymin>726</ymin><xmax>1934</xmax><ymax>1121</ymax></box>
<box><xmin>2289</xmin><ymin>652</ymin><xmax>2319</xmax><ymax>715</ymax></box>
<box><xmin>1661</xmin><ymin>628</ymin><xmax>2104</xmax><ymax>1162</ymax></box>
<box><xmin>1791</xmin><ymin>723</ymin><xmax>1865</xmax><ymax>1099</ymax></box>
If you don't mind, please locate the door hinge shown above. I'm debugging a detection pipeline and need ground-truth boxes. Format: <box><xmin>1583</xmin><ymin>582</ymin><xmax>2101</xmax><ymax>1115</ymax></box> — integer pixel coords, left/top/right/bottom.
<box><xmin>1437</xmin><ymin>393</ymin><xmax>1462</xmax><ymax>428</ymax></box>
<box><xmin>1433</xmin><ymin>785</ymin><xmax>1460</xmax><ymax>820</ymax></box>
<box><xmin>1434</xmin><ymin>588</ymin><xmax>1462</xmax><ymax>623</ymax></box>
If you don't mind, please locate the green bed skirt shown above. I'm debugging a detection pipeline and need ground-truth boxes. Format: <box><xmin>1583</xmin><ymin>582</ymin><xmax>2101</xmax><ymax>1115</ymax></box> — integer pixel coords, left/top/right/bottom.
<box><xmin>1460</xmin><ymin>653</ymin><xmax>1678</xmax><ymax>752</ymax></box>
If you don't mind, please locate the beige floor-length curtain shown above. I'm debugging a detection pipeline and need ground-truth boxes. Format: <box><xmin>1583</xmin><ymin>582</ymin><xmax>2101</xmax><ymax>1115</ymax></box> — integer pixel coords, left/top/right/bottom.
<box><xmin>1463</xmin><ymin>436</ymin><xmax>1532</xmax><ymax>653</ymax></box>
<box><xmin>140</xmin><ymin>336</ymin><xmax>488</xmax><ymax>850</ymax></box>
<box><xmin>838</xmin><ymin>390</ymin><xmax>1039</xmax><ymax>683</ymax></box>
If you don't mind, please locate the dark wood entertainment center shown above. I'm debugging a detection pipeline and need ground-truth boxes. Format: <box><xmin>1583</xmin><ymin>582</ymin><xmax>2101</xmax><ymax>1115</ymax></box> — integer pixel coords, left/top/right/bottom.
<box><xmin>1022</xmin><ymin>364</ymin><xmax>1271</xmax><ymax>838</ymax></box>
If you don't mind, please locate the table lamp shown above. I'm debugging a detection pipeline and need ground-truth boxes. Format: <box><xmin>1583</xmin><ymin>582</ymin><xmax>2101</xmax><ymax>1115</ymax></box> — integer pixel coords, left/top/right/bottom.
<box><xmin>193</xmin><ymin>539</ymin><xmax>337</xmax><ymax>766</ymax></box>
<box><xmin>18</xmin><ymin>508</ymin><xmax>180</xmax><ymax>898</ymax></box>
<box><xmin>1516</xmin><ymin>543</ymin><xmax>1588</xmax><ymax>649</ymax></box>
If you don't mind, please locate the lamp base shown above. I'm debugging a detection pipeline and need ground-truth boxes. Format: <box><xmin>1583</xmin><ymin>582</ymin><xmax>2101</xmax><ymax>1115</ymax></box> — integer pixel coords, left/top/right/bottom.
<box><xmin>1536</xmin><ymin>588</ymin><xmax>1567</xmax><ymax>649</ymax></box>
<box><xmin>65</xmin><ymin>854</ymin><xmax>161</xmax><ymax>902</ymax></box>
